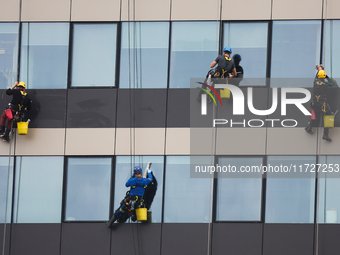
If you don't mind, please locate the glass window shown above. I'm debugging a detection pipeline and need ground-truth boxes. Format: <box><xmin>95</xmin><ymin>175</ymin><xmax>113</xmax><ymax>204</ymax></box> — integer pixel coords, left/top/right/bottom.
<box><xmin>20</xmin><ymin>23</ymin><xmax>69</xmax><ymax>89</ymax></box>
<box><xmin>224</xmin><ymin>22</ymin><xmax>268</xmax><ymax>86</ymax></box>
<box><xmin>164</xmin><ymin>156</ymin><xmax>213</xmax><ymax>223</ymax></box>
<box><xmin>65</xmin><ymin>157</ymin><xmax>111</xmax><ymax>221</ymax></box>
<box><xmin>114</xmin><ymin>156</ymin><xmax>164</xmax><ymax>223</ymax></box>
<box><xmin>265</xmin><ymin>156</ymin><xmax>316</xmax><ymax>223</ymax></box>
<box><xmin>216</xmin><ymin>157</ymin><xmax>263</xmax><ymax>221</ymax></box>
<box><xmin>13</xmin><ymin>157</ymin><xmax>64</xmax><ymax>223</ymax></box>
<box><xmin>119</xmin><ymin>22</ymin><xmax>169</xmax><ymax>88</ymax></box>
<box><xmin>318</xmin><ymin>156</ymin><xmax>340</xmax><ymax>223</ymax></box>
<box><xmin>324</xmin><ymin>20</ymin><xmax>340</xmax><ymax>83</ymax></box>
<box><xmin>271</xmin><ymin>21</ymin><xmax>321</xmax><ymax>87</ymax></box>
<box><xmin>0</xmin><ymin>157</ymin><xmax>14</xmax><ymax>223</ymax></box>
<box><xmin>71</xmin><ymin>24</ymin><xmax>117</xmax><ymax>87</ymax></box>
<box><xmin>169</xmin><ymin>22</ymin><xmax>219</xmax><ymax>88</ymax></box>
<box><xmin>0</xmin><ymin>23</ymin><xmax>19</xmax><ymax>89</ymax></box>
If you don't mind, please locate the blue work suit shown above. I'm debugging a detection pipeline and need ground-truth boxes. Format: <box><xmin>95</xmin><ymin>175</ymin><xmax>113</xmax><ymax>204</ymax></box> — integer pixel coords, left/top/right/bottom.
<box><xmin>114</xmin><ymin>173</ymin><xmax>153</xmax><ymax>217</ymax></box>
<box><xmin>126</xmin><ymin>173</ymin><xmax>153</xmax><ymax>196</ymax></box>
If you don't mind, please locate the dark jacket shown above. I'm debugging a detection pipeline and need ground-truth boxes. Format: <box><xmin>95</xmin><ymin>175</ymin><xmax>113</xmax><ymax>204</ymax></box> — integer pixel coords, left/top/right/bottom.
<box><xmin>6</xmin><ymin>88</ymin><xmax>31</xmax><ymax>111</ymax></box>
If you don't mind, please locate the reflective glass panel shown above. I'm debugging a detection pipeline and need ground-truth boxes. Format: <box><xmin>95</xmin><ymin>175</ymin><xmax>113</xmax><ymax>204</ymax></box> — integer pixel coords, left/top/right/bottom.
<box><xmin>20</xmin><ymin>23</ymin><xmax>69</xmax><ymax>89</ymax></box>
<box><xmin>119</xmin><ymin>22</ymin><xmax>169</xmax><ymax>88</ymax></box>
<box><xmin>324</xmin><ymin>20</ymin><xmax>340</xmax><ymax>85</ymax></box>
<box><xmin>271</xmin><ymin>21</ymin><xmax>321</xmax><ymax>87</ymax></box>
<box><xmin>169</xmin><ymin>22</ymin><xmax>219</xmax><ymax>88</ymax></box>
<box><xmin>265</xmin><ymin>156</ymin><xmax>316</xmax><ymax>223</ymax></box>
<box><xmin>164</xmin><ymin>156</ymin><xmax>213</xmax><ymax>223</ymax></box>
<box><xmin>0</xmin><ymin>23</ymin><xmax>19</xmax><ymax>89</ymax></box>
<box><xmin>224</xmin><ymin>22</ymin><xmax>268</xmax><ymax>86</ymax></box>
<box><xmin>0</xmin><ymin>157</ymin><xmax>14</xmax><ymax>223</ymax></box>
<box><xmin>65</xmin><ymin>157</ymin><xmax>111</xmax><ymax>221</ymax></box>
<box><xmin>114</xmin><ymin>156</ymin><xmax>164</xmax><ymax>223</ymax></box>
<box><xmin>13</xmin><ymin>156</ymin><xmax>64</xmax><ymax>223</ymax></box>
<box><xmin>216</xmin><ymin>157</ymin><xmax>263</xmax><ymax>221</ymax></box>
<box><xmin>71</xmin><ymin>24</ymin><xmax>117</xmax><ymax>87</ymax></box>
<box><xmin>318</xmin><ymin>156</ymin><xmax>340</xmax><ymax>223</ymax></box>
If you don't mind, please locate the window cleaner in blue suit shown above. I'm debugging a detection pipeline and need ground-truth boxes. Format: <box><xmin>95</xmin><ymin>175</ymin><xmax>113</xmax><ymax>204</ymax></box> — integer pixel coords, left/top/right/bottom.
<box><xmin>107</xmin><ymin>164</ymin><xmax>153</xmax><ymax>227</ymax></box>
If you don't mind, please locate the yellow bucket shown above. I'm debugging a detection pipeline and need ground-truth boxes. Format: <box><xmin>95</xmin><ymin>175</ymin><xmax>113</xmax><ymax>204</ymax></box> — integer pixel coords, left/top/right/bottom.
<box><xmin>324</xmin><ymin>115</ymin><xmax>334</xmax><ymax>128</ymax></box>
<box><xmin>17</xmin><ymin>122</ymin><xmax>29</xmax><ymax>135</ymax></box>
<box><xmin>136</xmin><ymin>208</ymin><xmax>147</xmax><ymax>221</ymax></box>
<box><xmin>220</xmin><ymin>88</ymin><xmax>230</xmax><ymax>98</ymax></box>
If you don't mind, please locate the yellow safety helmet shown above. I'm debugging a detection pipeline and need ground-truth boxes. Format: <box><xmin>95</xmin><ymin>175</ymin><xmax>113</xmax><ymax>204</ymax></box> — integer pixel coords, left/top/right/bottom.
<box><xmin>317</xmin><ymin>70</ymin><xmax>326</xmax><ymax>78</ymax></box>
<box><xmin>18</xmin><ymin>81</ymin><xmax>26</xmax><ymax>88</ymax></box>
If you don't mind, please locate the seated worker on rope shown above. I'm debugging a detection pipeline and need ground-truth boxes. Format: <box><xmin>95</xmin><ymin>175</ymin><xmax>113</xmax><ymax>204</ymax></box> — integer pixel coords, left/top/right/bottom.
<box><xmin>210</xmin><ymin>46</ymin><xmax>237</xmax><ymax>79</ymax></box>
<box><xmin>197</xmin><ymin>46</ymin><xmax>237</xmax><ymax>102</ymax></box>
<box><xmin>107</xmin><ymin>166</ymin><xmax>153</xmax><ymax>227</ymax></box>
<box><xmin>0</xmin><ymin>81</ymin><xmax>31</xmax><ymax>141</ymax></box>
<box><xmin>305</xmin><ymin>65</ymin><xmax>334</xmax><ymax>142</ymax></box>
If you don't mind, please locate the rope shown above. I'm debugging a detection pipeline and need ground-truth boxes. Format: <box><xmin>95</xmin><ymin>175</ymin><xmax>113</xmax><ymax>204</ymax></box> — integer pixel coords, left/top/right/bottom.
<box><xmin>2</xmin><ymin>130</ymin><xmax>13</xmax><ymax>255</ymax></box>
<box><xmin>2</xmin><ymin>0</ymin><xmax>22</xmax><ymax>253</ymax></box>
<box><xmin>206</xmin><ymin>1</ymin><xmax>222</xmax><ymax>255</ymax></box>
<box><xmin>315</xmin><ymin>1</ymin><xmax>329</xmax><ymax>255</ymax></box>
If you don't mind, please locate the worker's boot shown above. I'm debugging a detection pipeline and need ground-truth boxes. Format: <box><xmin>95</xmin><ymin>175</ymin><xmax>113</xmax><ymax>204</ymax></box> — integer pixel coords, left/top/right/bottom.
<box><xmin>323</xmin><ymin>135</ymin><xmax>332</xmax><ymax>142</ymax></box>
<box><xmin>2</xmin><ymin>129</ymin><xmax>10</xmax><ymax>142</ymax></box>
<box><xmin>305</xmin><ymin>124</ymin><xmax>314</xmax><ymax>134</ymax></box>
<box><xmin>0</xmin><ymin>126</ymin><xmax>5</xmax><ymax>137</ymax></box>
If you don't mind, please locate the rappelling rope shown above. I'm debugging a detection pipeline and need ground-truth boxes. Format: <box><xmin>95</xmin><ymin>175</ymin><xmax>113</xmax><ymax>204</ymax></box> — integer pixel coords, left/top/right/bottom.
<box><xmin>315</xmin><ymin>1</ymin><xmax>329</xmax><ymax>255</ymax></box>
<box><xmin>206</xmin><ymin>1</ymin><xmax>223</xmax><ymax>255</ymax></box>
<box><xmin>2</xmin><ymin>0</ymin><xmax>23</xmax><ymax>254</ymax></box>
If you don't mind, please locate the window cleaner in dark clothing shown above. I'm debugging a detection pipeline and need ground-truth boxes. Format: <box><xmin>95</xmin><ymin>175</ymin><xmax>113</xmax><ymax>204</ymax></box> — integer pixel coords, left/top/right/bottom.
<box><xmin>231</xmin><ymin>54</ymin><xmax>243</xmax><ymax>86</ymax></box>
<box><xmin>210</xmin><ymin>46</ymin><xmax>237</xmax><ymax>78</ymax></box>
<box><xmin>305</xmin><ymin>66</ymin><xmax>334</xmax><ymax>142</ymax></box>
<box><xmin>0</xmin><ymin>81</ymin><xmax>31</xmax><ymax>141</ymax></box>
<box><xmin>107</xmin><ymin>165</ymin><xmax>153</xmax><ymax>227</ymax></box>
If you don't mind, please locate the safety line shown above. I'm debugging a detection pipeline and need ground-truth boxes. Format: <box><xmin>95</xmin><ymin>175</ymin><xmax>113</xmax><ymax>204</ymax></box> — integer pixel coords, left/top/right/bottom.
<box><xmin>2</xmin><ymin>0</ymin><xmax>23</xmax><ymax>253</ymax></box>
<box><xmin>2</xmin><ymin>130</ymin><xmax>13</xmax><ymax>255</ymax></box>
<box><xmin>206</xmin><ymin>1</ymin><xmax>222</xmax><ymax>254</ymax></box>
<box><xmin>315</xmin><ymin>1</ymin><xmax>329</xmax><ymax>255</ymax></box>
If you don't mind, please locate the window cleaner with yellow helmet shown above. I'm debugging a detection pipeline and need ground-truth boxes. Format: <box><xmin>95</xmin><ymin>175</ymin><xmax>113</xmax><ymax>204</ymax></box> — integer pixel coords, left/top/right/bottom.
<box><xmin>0</xmin><ymin>81</ymin><xmax>31</xmax><ymax>141</ymax></box>
<box><xmin>305</xmin><ymin>65</ymin><xmax>335</xmax><ymax>142</ymax></box>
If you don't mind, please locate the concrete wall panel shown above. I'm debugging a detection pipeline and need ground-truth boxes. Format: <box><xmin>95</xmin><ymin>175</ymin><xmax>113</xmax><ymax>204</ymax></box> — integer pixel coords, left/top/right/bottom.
<box><xmin>272</xmin><ymin>0</ymin><xmax>322</xmax><ymax>20</ymax></box>
<box><xmin>21</xmin><ymin>0</ymin><xmax>71</xmax><ymax>21</ymax></box>
<box><xmin>71</xmin><ymin>0</ymin><xmax>120</xmax><ymax>21</ymax></box>
<box><xmin>65</xmin><ymin>128</ymin><xmax>115</xmax><ymax>155</ymax></box>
